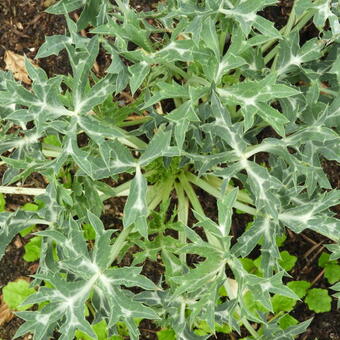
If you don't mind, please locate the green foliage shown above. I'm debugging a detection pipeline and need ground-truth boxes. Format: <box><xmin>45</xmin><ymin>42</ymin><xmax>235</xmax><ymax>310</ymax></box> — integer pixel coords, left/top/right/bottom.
<box><xmin>82</xmin><ymin>223</ymin><xmax>96</xmax><ymax>241</ymax></box>
<box><xmin>305</xmin><ymin>288</ymin><xmax>332</xmax><ymax>313</ymax></box>
<box><xmin>318</xmin><ymin>252</ymin><xmax>340</xmax><ymax>284</ymax></box>
<box><xmin>23</xmin><ymin>236</ymin><xmax>42</xmax><ymax>262</ymax></box>
<box><xmin>324</xmin><ymin>264</ymin><xmax>340</xmax><ymax>284</ymax></box>
<box><xmin>43</xmin><ymin>134</ymin><xmax>62</xmax><ymax>147</ymax></box>
<box><xmin>194</xmin><ymin>320</ymin><xmax>231</xmax><ymax>336</ymax></box>
<box><xmin>0</xmin><ymin>0</ymin><xmax>339</xmax><ymax>339</ymax></box>
<box><xmin>156</xmin><ymin>329</ymin><xmax>176</xmax><ymax>340</ymax></box>
<box><xmin>318</xmin><ymin>252</ymin><xmax>331</xmax><ymax>267</ymax></box>
<box><xmin>3</xmin><ymin>280</ymin><xmax>36</xmax><ymax>311</ymax></box>
<box><xmin>331</xmin><ymin>282</ymin><xmax>340</xmax><ymax>309</ymax></box>
<box><xmin>19</xmin><ymin>203</ymin><xmax>40</xmax><ymax>237</ymax></box>
<box><xmin>243</xmin><ymin>291</ymin><xmax>269</xmax><ymax>316</ymax></box>
<box><xmin>271</xmin><ymin>294</ymin><xmax>297</xmax><ymax>313</ymax></box>
<box><xmin>279</xmin><ymin>314</ymin><xmax>299</xmax><ymax>330</ymax></box>
<box><xmin>279</xmin><ymin>251</ymin><xmax>298</xmax><ymax>272</ymax></box>
<box><xmin>75</xmin><ymin>320</ymin><xmax>124</xmax><ymax>340</ymax></box>
<box><xmin>287</xmin><ymin>281</ymin><xmax>311</xmax><ymax>299</ymax></box>
<box><xmin>145</xmin><ymin>157</ymin><xmax>182</xmax><ymax>184</ymax></box>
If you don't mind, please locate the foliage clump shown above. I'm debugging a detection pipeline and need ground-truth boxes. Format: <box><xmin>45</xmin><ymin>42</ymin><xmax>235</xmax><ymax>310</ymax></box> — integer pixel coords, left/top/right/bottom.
<box><xmin>0</xmin><ymin>0</ymin><xmax>339</xmax><ymax>339</ymax></box>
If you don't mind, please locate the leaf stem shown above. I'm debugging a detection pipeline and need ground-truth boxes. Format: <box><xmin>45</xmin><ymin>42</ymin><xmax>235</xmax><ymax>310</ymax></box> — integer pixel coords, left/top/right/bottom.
<box><xmin>174</xmin><ymin>181</ymin><xmax>189</xmax><ymax>264</ymax></box>
<box><xmin>147</xmin><ymin>177</ymin><xmax>174</xmax><ymax>212</ymax></box>
<box><xmin>205</xmin><ymin>174</ymin><xmax>253</xmax><ymax>204</ymax></box>
<box><xmin>118</xmin><ymin>116</ymin><xmax>152</xmax><ymax>127</ymax></box>
<box><xmin>186</xmin><ymin>173</ymin><xmax>257</xmax><ymax>215</ymax></box>
<box><xmin>109</xmin><ymin>224</ymin><xmax>133</xmax><ymax>264</ymax></box>
<box><xmin>320</xmin><ymin>87</ymin><xmax>339</xmax><ymax>96</ymax></box>
<box><xmin>242</xmin><ymin>319</ymin><xmax>260</xmax><ymax>339</ymax></box>
<box><xmin>166</xmin><ymin>63</ymin><xmax>189</xmax><ymax>80</ymax></box>
<box><xmin>178</xmin><ymin>173</ymin><xmax>204</xmax><ymax>216</ymax></box>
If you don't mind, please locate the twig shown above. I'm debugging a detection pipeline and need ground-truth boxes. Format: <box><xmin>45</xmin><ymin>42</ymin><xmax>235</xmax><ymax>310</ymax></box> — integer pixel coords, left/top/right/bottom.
<box><xmin>139</xmin><ymin>328</ymin><xmax>159</xmax><ymax>333</ymax></box>
<box><xmin>311</xmin><ymin>269</ymin><xmax>325</xmax><ymax>287</ymax></box>
<box><xmin>126</xmin><ymin>115</ymin><xmax>148</xmax><ymax>121</ymax></box>
<box><xmin>300</xmin><ymin>233</ymin><xmax>318</xmax><ymax>245</ymax></box>
<box><xmin>286</xmin><ymin>228</ymin><xmax>295</xmax><ymax>240</ymax></box>
<box><xmin>303</xmin><ymin>241</ymin><xmax>323</xmax><ymax>259</ymax></box>
<box><xmin>0</xmin><ymin>186</ymin><xmax>46</xmax><ymax>196</ymax></box>
<box><xmin>301</xmin><ymin>246</ymin><xmax>324</xmax><ymax>274</ymax></box>
<box><xmin>307</xmin><ymin>245</ymin><xmax>325</xmax><ymax>264</ymax></box>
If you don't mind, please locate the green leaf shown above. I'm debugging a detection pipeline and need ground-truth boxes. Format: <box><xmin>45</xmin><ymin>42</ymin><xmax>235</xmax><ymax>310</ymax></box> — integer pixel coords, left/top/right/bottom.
<box><xmin>43</xmin><ymin>134</ymin><xmax>62</xmax><ymax>147</ymax></box>
<box><xmin>82</xmin><ymin>223</ymin><xmax>96</xmax><ymax>241</ymax></box>
<box><xmin>305</xmin><ymin>288</ymin><xmax>332</xmax><ymax>313</ymax></box>
<box><xmin>3</xmin><ymin>279</ymin><xmax>36</xmax><ymax>311</ymax></box>
<box><xmin>324</xmin><ymin>264</ymin><xmax>340</xmax><ymax>284</ymax></box>
<box><xmin>287</xmin><ymin>281</ymin><xmax>311</xmax><ymax>299</ymax></box>
<box><xmin>128</xmin><ymin>62</ymin><xmax>150</xmax><ymax>95</ymax></box>
<box><xmin>157</xmin><ymin>329</ymin><xmax>176</xmax><ymax>340</ymax></box>
<box><xmin>22</xmin><ymin>203</ymin><xmax>39</xmax><ymax>212</ymax></box>
<box><xmin>1</xmin><ymin>210</ymin><xmax>48</xmax><ymax>260</ymax></box>
<box><xmin>240</xmin><ymin>258</ymin><xmax>258</xmax><ymax>274</ymax></box>
<box><xmin>276</xmin><ymin>233</ymin><xmax>287</xmax><ymax>247</ymax></box>
<box><xmin>279</xmin><ymin>251</ymin><xmax>297</xmax><ymax>272</ymax></box>
<box><xmin>122</xmin><ymin>166</ymin><xmax>148</xmax><ymax>237</ymax></box>
<box><xmin>243</xmin><ymin>291</ymin><xmax>269</xmax><ymax>317</ymax></box>
<box><xmin>75</xmin><ymin>320</ymin><xmax>110</xmax><ymax>340</ymax></box>
<box><xmin>23</xmin><ymin>236</ymin><xmax>42</xmax><ymax>262</ymax></box>
<box><xmin>271</xmin><ymin>294</ymin><xmax>296</xmax><ymax>313</ymax></box>
<box><xmin>279</xmin><ymin>314</ymin><xmax>298</xmax><ymax>330</ymax></box>
<box><xmin>45</xmin><ymin>0</ymin><xmax>85</xmax><ymax>14</ymax></box>
<box><xmin>318</xmin><ymin>252</ymin><xmax>331</xmax><ymax>267</ymax></box>
<box><xmin>330</xmin><ymin>282</ymin><xmax>340</xmax><ymax>308</ymax></box>
<box><xmin>255</xmin><ymin>103</ymin><xmax>289</xmax><ymax>137</ymax></box>
<box><xmin>253</xmin><ymin>15</ymin><xmax>281</xmax><ymax>39</ymax></box>
<box><xmin>36</xmin><ymin>35</ymin><xmax>71</xmax><ymax>59</ymax></box>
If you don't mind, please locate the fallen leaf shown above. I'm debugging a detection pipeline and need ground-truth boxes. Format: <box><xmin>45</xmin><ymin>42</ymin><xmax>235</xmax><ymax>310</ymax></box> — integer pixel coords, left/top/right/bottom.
<box><xmin>4</xmin><ymin>50</ymin><xmax>32</xmax><ymax>84</ymax></box>
<box><xmin>0</xmin><ymin>296</ymin><xmax>14</xmax><ymax>326</ymax></box>
<box><xmin>14</xmin><ymin>236</ymin><xmax>23</xmax><ymax>248</ymax></box>
<box><xmin>43</xmin><ymin>0</ymin><xmax>57</xmax><ymax>8</ymax></box>
<box><xmin>28</xmin><ymin>263</ymin><xmax>39</xmax><ymax>275</ymax></box>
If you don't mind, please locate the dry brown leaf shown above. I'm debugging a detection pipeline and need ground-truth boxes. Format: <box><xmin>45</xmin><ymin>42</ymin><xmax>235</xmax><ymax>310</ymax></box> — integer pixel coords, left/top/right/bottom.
<box><xmin>4</xmin><ymin>50</ymin><xmax>32</xmax><ymax>84</ymax></box>
<box><xmin>28</xmin><ymin>263</ymin><xmax>39</xmax><ymax>275</ymax></box>
<box><xmin>43</xmin><ymin>0</ymin><xmax>57</xmax><ymax>8</ymax></box>
<box><xmin>14</xmin><ymin>235</ymin><xmax>23</xmax><ymax>248</ymax></box>
<box><xmin>0</xmin><ymin>296</ymin><xmax>14</xmax><ymax>326</ymax></box>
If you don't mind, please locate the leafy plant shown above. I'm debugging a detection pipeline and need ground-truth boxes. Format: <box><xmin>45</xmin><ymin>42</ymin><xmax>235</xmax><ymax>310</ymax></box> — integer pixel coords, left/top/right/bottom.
<box><xmin>0</xmin><ymin>0</ymin><xmax>339</xmax><ymax>339</ymax></box>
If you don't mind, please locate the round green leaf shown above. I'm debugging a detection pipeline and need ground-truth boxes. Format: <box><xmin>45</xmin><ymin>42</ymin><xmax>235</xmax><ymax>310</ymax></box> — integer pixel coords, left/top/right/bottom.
<box><xmin>305</xmin><ymin>288</ymin><xmax>331</xmax><ymax>313</ymax></box>
<box><xmin>3</xmin><ymin>279</ymin><xmax>36</xmax><ymax>311</ymax></box>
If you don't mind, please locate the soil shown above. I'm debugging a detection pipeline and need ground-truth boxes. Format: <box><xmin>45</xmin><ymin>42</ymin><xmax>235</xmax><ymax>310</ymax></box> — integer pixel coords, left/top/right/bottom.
<box><xmin>0</xmin><ymin>0</ymin><xmax>70</xmax><ymax>77</ymax></box>
<box><xmin>0</xmin><ymin>1</ymin><xmax>339</xmax><ymax>340</ymax></box>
